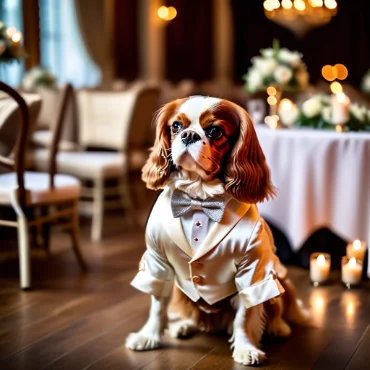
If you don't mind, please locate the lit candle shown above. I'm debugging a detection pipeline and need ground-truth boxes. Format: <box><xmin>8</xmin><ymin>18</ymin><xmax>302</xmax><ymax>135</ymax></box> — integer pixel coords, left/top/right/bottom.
<box><xmin>278</xmin><ymin>98</ymin><xmax>298</xmax><ymax>126</ymax></box>
<box><xmin>331</xmin><ymin>92</ymin><xmax>350</xmax><ymax>125</ymax></box>
<box><xmin>346</xmin><ymin>239</ymin><xmax>367</xmax><ymax>261</ymax></box>
<box><xmin>310</xmin><ymin>253</ymin><xmax>331</xmax><ymax>285</ymax></box>
<box><xmin>342</xmin><ymin>257</ymin><xmax>362</xmax><ymax>288</ymax></box>
<box><xmin>11</xmin><ymin>31</ymin><xmax>22</xmax><ymax>46</ymax></box>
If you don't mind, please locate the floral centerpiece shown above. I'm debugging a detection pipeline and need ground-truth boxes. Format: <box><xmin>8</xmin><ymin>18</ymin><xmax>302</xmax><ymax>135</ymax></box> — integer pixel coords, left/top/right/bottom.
<box><xmin>22</xmin><ymin>65</ymin><xmax>56</xmax><ymax>91</ymax></box>
<box><xmin>361</xmin><ymin>69</ymin><xmax>370</xmax><ymax>95</ymax></box>
<box><xmin>0</xmin><ymin>21</ymin><xmax>27</xmax><ymax>63</ymax></box>
<box><xmin>243</xmin><ymin>40</ymin><xmax>309</xmax><ymax>95</ymax></box>
<box><xmin>292</xmin><ymin>94</ymin><xmax>370</xmax><ymax>132</ymax></box>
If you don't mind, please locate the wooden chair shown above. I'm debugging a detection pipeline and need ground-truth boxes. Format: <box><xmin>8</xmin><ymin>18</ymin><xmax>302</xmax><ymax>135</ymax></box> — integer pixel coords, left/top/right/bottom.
<box><xmin>0</xmin><ymin>82</ymin><xmax>86</xmax><ymax>290</ymax></box>
<box><xmin>30</xmin><ymin>85</ymin><xmax>160</xmax><ymax>241</ymax></box>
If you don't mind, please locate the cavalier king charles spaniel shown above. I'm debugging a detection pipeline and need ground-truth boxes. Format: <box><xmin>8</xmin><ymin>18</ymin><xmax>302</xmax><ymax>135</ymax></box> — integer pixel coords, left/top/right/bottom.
<box><xmin>126</xmin><ymin>96</ymin><xmax>308</xmax><ymax>366</ymax></box>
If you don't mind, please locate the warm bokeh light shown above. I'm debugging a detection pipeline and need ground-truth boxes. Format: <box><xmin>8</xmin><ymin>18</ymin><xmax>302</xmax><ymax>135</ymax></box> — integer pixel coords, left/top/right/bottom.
<box><xmin>322</xmin><ymin>65</ymin><xmax>337</xmax><ymax>81</ymax></box>
<box><xmin>157</xmin><ymin>6</ymin><xmax>169</xmax><ymax>19</ymax></box>
<box><xmin>316</xmin><ymin>254</ymin><xmax>326</xmax><ymax>267</ymax></box>
<box><xmin>353</xmin><ymin>239</ymin><xmax>361</xmax><ymax>251</ymax></box>
<box><xmin>267</xmin><ymin>96</ymin><xmax>277</xmax><ymax>105</ymax></box>
<box><xmin>310</xmin><ymin>290</ymin><xmax>326</xmax><ymax>326</ymax></box>
<box><xmin>11</xmin><ymin>31</ymin><xmax>22</xmax><ymax>43</ymax></box>
<box><xmin>335</xmin><ymin>91</ymin><xmax>347</xmax><ymax>103</ymax></box>
<box><xmin>330</xmin><ymin>81</ymin><xmax>343</xmax><ymax>94</ymax></box>
<box><xmin>265</xmin><ymin>115</ymin><xmax>279</xmax><ymax>129</ymax></box>
<box><xmin>263</xmin><ymin>0</ymin><xmax>274</xmax><ymax>11</ymax></box>
<box><xmin>6</xmin><ymin>26</ymin><xmax>16</xmax><ymax>38</ymax></box>
<box><xmin>309</xmin><ymin>0</ymin><xmax>324</xmax><ymax>6</ymax></box>
<box><xmin>334</xmin><ymin>64</ymin><xmax>348</xmax><ymax>80</ymax></box>
<box><xmin>324</xmin><ymin>0</ymin><xmax>337</xmax><ymax>10</ymax></box>
<box><xmin>167</xmin><ymin>6</ymin><xmax>177</xmax><ymax>20</ymax></box>
<box><xmin>282</xmin><ymin>0</ymin><xmax>293</xmax><ymax>10</ymax></box>
<box><xmin>267</xmin><ymin>86</ymin><xmax>277</xmax><ymax>95</ymax></box>
<box><xmin>349</xmin><ymin>257</ymin><xmax>357</xmax><ymax>268</ymax></box>
<box><xmin>294</xmin><ymin>0</ymin><xmax>306</xmax><ymax>11</ymax></box>
<box><xmin>158</xmin><ymin>6</ymin><xmax>177</xmax><ymax>21</ymax></box>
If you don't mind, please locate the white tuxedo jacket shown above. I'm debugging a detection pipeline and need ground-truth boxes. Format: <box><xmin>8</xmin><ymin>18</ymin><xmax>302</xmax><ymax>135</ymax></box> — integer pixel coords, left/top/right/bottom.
<box><xmin>131</xmin><ymin>186</ymin><xmax>285</xmax><ymax>308</ymax></box>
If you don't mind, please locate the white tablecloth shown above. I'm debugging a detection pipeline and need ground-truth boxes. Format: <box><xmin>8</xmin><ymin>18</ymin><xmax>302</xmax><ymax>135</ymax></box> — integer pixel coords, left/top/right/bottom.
<box><xmin>255</xmin><ymin>125</ymin><xmax>370</xmax><ymax>256</ymax></box>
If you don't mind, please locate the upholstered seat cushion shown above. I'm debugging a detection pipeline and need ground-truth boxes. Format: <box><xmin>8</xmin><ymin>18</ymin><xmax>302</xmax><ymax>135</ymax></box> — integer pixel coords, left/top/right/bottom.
<box><xmin>30</xmin><ymin>150</ymin><xmax>148</xmax><ymax>179</ymax></box>
<box><xmin>0</xmin><ymin>172</ymin><xmax>81</xmax><ymax>206</ymax></box>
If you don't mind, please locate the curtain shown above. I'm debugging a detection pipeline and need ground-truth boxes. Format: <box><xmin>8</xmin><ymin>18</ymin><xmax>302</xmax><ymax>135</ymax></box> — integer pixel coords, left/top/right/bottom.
<box><xmin>0</xmin><ymin>0</ymin><xmax>23</xmax><ymax>86</ymax></box>
<box><xmin>39</xmin><ymin>0</ymin><xmax>100</xmax><ymax>88</ymax></box>
<box><xmin>73</xmin><ymin>0</ymin><xmax>114</xmax><ymax>85</ymax></box>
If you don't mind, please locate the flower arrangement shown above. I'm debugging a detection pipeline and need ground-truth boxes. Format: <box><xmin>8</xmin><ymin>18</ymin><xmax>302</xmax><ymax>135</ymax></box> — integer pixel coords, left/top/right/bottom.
<box><xmin>243</xmin><ymin>40</ymin><xmax>309</xmax><ymax>94</ymax></box>
<box><xmin>22</xmin><ymin>65</ymin><xmax>56</xmax><ymax>91</ymax></box>
<box><xmin>0</xmin><ymin>21</ymin><xmax>27</xmax><ymax>63</ymax></box>
<box><xmin>361</xmin><ymin>69</ymin><xmax>370</xmax><ymax>95</ymax></box>
<box><xmin>293</xmin><ymin>94</ymin><xmax>370</xmax><ymax>132</ymax></box>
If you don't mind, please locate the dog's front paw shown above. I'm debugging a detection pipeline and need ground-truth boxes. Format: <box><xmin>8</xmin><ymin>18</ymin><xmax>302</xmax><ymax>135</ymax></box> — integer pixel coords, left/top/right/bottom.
<box><xmin>169</xmin><ymin>319</ymin><xmax>198</xmax><ymax>338</ymax></box>
<box><xmin>125</xmin><ymin>332</ymin><xmax>161</xmax><ymax>351</ymax></box>
<box><xmin>232</xmin><ymin>345</ymin><xmax>266</xmax><ymax>366</ymax></box>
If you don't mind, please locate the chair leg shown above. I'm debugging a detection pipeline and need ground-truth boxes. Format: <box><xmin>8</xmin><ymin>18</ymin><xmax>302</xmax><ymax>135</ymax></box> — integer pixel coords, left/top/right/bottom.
<box><xmin>91</xmin><ymin>177</ymin><xmax>104</xmax><ymax>242</ymax></box>
<box><xmin>17</xmin><ymin>215</ymin><xmax>31</xmax><ymax>290</ymax></box>
<box><xmin>69</xmin><ymin>200</ymin><xmax>87</xmax><ymax>271</ymax></box>
<box><xmin>119</xmin><ymin>172</ymin><xmax>138</xmax><ymax>227</ymax></box>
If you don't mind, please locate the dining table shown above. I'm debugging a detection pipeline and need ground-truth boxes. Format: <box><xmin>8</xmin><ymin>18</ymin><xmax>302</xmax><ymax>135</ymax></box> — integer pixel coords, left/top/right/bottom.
<box><xmin>254</xmin><ymin>124</ymin><xmax>370</xmax><ymax>276</ymax></box>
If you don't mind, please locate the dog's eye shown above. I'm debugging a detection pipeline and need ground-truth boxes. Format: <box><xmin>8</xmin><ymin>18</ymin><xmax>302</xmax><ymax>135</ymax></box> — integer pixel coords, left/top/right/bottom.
<box><xmin>206</xmin><ymin>126</ymin><xmax>223</xmax><ymax>140</ymax></box>
<box><xmin>172</xmin><ymin>121</ymin><xmax>183</xmax><ymax>134</ymax></box>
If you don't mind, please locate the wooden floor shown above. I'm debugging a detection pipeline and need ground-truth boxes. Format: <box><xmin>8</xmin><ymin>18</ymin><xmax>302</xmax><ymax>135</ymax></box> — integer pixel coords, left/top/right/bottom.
<box><xmin>1</xmin><ymin>205</ymin><xmax>370</xmax><ymax>369</ymax></box>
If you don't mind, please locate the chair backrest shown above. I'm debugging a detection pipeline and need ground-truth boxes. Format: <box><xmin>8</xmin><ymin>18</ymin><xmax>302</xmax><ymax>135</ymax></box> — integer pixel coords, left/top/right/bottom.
<box><xmin>0</xmin><ymin>82</ymin><xmax>31</xmax><ymax>205</ymax></box>
<box><xmin>34</xmin><ymin>86</ymin><xmax>79</xmax><ymax>145</ymax></box>
<box><xmin>126</xmin><ymin>86</ymin><xmax>161</xmax><ymax>151</ymax></box>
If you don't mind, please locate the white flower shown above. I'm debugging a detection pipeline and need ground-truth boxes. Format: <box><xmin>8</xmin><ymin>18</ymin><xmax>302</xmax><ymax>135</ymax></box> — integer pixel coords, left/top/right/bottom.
<box><xmin>247</xmin><ymin>68</ymin><xmax>263</xmax><ymax>93</ymax></box>
<box><xmin>321</xmin><ymin>106</ymin><xmax>332</xmax><ymax>122</ymax></box>
<box><xmin>302</xmin><ymin>97</ymin><xmax>322</xmax><ymax>118</ymax></box>
<box><xmin>350</xmin><ymin>104</ymin><xmax>367</xmax><ymax>122</ymax></box>
<box><xmin>274</xmin><ymin>65</ymin><xmax>293</xmax><ymax>85</ymax></box>
<box><xmin>0</xmin><ymin>40</ymin><xmax>6</xmax><ymax>56</ymax></box>
<box><xmin>252</xmin><ymin>57</ymin><xmax>277</xmax><ymax>77</ymax></box>
<box><xmin>279</xmin><ymin>48</ymin><xmax>302</xmax><ymax>68</ymax></box>
<box><xmin>261</xmin><ymin>48</ymin><xmax>274</xmax><ymax>58</ymax></box>
<box><xmin>361</xmin><ymin>74</ymin><xmax>370</xmax><ymax>93</ymax></box>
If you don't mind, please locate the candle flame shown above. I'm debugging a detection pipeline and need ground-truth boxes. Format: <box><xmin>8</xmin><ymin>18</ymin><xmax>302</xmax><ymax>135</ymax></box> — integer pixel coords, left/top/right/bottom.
<box><xmin>349</xmin><ymin>257</ymin><xmax>357</xmax><ymax>267</ymax></box>
<box><xmin>336</xmin><ymin>92</ymin><xmax>347</xmax><ymax>103</ymax></box>
<box><xmin>317</xmin><ymin>254</ymin><xmax>326</xmax><ymax>266</ymax></box>
<box><xmin>353</xmin><ymin>239</ymin><xmax>361</xmax><ymax>251</ymax></box>
<box><xmin>279</xmin><ymin>98</ymin><xmax>294</xmax><ymax>111</ymax></box>
<box><xmin>11</xmin><ymin>31</ymin><xmax>21</xmax><ymax>43</ymax></box>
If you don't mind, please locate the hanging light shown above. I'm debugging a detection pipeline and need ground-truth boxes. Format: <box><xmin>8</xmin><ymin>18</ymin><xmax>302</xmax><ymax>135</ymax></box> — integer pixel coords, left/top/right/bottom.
<box><xmin>264</xmin><ymin>0</ymin><xmax>337</xmax><ymax>38</ymax></box>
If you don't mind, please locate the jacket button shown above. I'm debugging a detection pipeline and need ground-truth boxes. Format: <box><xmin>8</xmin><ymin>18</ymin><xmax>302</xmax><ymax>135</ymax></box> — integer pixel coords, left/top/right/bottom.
<box><xmin>192</xmin><ymin>275</ymin><xmax>203</xmax><ymax>284</ymax></box>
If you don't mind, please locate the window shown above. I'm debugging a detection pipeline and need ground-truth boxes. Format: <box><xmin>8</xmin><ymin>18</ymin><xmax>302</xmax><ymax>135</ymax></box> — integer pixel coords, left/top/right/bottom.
<box><xmin>39</xmin><ymin>0</ymin><xmax>101</xmax><ymax>88</ymax></box>
<box><xmin>0</xmin><ymin>0</ymin><xmax>23</xmax><ymax>87</ymax></box>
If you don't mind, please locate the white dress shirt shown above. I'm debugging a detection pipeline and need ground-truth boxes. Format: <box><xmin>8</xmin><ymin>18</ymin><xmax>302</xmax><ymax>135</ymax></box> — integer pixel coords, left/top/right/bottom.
<box><xmin>181</xmin><ymin>210</ymin><xmax>214</xmax><ymax>251</ymax></box>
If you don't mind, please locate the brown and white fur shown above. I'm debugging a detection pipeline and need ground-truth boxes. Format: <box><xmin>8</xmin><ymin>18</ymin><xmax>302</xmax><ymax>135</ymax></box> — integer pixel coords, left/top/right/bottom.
<box><xmin>126</xmin><ymin>96</ymin><xmax>308</xmax><ymax>365</ymax></box>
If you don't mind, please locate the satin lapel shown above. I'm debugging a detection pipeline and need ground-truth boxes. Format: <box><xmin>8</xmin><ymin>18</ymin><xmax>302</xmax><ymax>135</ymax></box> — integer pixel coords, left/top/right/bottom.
<box><xmin>190</xmin><ymin>198</ymin><xmax>250</xmax><ymax>261</ymax></box>
<box><xmin>160</xmin><ymin>187</ymin><xmax>194</xmax><ymax>258</ymax></box>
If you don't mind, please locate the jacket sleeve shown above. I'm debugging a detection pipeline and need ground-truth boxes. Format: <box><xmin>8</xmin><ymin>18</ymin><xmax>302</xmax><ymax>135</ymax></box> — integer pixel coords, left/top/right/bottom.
<box><xmin>130</xmin><ymin>230</ymin><xmax>175</xmax><ymax>297</ymax></box>
<box><xmin>235</xmin><ymin>218</ymin><xmax>285</xmax><ymax>308</ymax></box>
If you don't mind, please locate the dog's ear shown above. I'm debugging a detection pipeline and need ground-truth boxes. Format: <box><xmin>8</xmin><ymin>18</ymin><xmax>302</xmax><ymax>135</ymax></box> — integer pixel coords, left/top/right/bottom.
<box><xmin>224</xmin><ymin>102</ymin><xmax>276</xmax><ymax>204</ymax></box>
<box><xmin>142</xmin><ymin>99</ymin><xmax>184</xmax><ymax>190</ymax></box>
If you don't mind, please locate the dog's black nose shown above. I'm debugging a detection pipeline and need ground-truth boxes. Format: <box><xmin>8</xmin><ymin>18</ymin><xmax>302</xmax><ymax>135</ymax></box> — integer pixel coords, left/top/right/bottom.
<box><xmin>181</xmin><ymin>131</ymin><xmax>201</xmax><ymax>146</ymax></box>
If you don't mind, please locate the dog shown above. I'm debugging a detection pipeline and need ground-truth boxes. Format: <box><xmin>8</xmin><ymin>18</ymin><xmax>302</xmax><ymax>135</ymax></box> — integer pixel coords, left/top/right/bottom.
<box><xmin>126</xmin><ymin>96</ymin><xmax>308</xmax><ymax>365</ymax></box>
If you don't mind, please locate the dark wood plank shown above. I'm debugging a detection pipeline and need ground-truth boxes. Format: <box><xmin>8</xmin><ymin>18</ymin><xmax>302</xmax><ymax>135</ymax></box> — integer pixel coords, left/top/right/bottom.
<box><xmin>0</xmin><ymin>206</ymin><xmax>370</xmax><ymax>370</ymax></box>
<box><xmin>345</xmin><ymin>325</ymin><xmax>370</xmax><ymax>370</ymax></box>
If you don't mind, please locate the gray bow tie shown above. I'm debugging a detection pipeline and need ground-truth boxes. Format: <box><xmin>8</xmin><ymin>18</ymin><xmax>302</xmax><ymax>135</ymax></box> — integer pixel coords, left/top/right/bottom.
<box><xmin>171</xmin><ymin>189</ymin><xmax>226</xmax><ymax>222</ymax></box>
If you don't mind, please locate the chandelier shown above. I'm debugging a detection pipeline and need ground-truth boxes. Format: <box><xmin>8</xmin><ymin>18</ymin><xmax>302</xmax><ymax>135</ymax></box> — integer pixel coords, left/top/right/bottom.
<box><xmin>263</xmin><ymin>0</ymin><xmax>338</xmax><ymax>38</ymax></box>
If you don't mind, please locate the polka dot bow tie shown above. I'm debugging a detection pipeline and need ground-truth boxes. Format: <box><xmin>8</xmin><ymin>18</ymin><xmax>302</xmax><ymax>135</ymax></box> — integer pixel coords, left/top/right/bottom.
<box><xmin>171</xmin><ymin>189</ymin><xmax>226</xmax><ymax>222</ymax></box>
